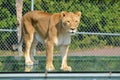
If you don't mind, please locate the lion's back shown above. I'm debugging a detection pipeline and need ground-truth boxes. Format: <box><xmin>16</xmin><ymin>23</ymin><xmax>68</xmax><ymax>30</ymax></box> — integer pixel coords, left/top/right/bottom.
<box><xmin>23</xmin><ymin>11</ymin><xmax>51</xmax><ymax>21</ymax></box>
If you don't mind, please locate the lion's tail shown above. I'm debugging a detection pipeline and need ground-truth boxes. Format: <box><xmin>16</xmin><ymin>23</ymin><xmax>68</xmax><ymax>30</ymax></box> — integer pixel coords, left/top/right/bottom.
<box><xmin>12</xmin><ymin>19</ymin><xmax>23</xmax><ymax>51</ymax></box>
<box><xmin>12</xmin><ymin>37</ymin><xmax>23</xmax><ymax>51</ymax></box>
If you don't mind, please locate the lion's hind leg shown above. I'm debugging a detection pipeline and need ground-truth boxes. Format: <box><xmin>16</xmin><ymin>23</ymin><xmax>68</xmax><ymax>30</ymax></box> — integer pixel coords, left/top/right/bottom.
<box><xmin>24</xmin><ymin>35</ymin><xmax>34</xmax><ymax>66</ymax></box>
<box><xmin>23</xmin><ymin>22</ymin><xmax>35</xmax><ymax>66</ymax></box>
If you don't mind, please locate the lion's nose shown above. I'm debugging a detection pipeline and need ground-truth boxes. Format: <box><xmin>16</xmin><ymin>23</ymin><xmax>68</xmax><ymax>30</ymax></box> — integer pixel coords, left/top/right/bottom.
<box><xmin>70</xmin><ymin>28</ymin><xmax>75</xmax><ymax>30</ymax></box>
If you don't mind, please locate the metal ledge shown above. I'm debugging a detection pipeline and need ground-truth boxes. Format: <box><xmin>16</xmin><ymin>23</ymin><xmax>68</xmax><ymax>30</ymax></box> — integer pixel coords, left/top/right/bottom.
<box><xmin>0</xmin><ymin>73</ymin><xmax>120</xmax><ymax>78</ymax></box>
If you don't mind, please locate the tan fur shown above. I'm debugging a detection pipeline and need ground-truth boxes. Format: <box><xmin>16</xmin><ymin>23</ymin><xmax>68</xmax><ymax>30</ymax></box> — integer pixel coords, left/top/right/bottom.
<box><xmin>13</xmin><ymin>11</ymin><xmax>81</xmax><ymax>71</ymax></box>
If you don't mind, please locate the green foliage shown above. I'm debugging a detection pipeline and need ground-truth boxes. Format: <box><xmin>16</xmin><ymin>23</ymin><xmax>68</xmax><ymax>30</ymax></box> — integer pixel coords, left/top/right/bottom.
<box><xmin>0</xmin><ymin>0</ymin><xmax>16</xmax><ymax>29</ymax></box>
<box><xmin>0</xmin><ymin>0</ymin><xmax>120</xmax><ymax>50</ymax></box>
<box><xmin>0</xmin><ymin>0</ymin><xmax>16</xmax><ymax>49</ymax></box>
<box><xmin>0</xmin><ymin>56</ymin><xmax>120</xmax><ymax>72</ymax></box>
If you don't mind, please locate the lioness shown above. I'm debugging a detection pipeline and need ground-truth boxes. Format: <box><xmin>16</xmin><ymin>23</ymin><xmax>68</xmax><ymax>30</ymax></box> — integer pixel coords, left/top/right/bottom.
<box><xmin>13</xmin><ymin>11</ymin><xmax>81</xmax><ymax>71</ymax></box>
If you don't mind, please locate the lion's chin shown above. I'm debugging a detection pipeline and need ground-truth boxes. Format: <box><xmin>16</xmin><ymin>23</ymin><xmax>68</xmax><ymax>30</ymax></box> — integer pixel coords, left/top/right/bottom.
<box><xmin>68</xmin><ymin>31</ymin><xmax>76</xmax><ymax>35</ymax></box>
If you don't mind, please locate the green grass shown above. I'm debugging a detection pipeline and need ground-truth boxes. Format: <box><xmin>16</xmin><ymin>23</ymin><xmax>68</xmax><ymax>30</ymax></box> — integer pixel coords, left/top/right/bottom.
<box><xmin>0</xmin><ymin>56</ymin><xmax>120</xmax><ymax>72</ymax></box>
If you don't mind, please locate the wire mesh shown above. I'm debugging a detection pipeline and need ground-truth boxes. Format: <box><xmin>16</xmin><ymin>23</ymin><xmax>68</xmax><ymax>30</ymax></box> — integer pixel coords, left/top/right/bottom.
<box><xmin>0</xmin><ymin>0</ymin><xmax>120</xmax><ymax>72</ymax></box>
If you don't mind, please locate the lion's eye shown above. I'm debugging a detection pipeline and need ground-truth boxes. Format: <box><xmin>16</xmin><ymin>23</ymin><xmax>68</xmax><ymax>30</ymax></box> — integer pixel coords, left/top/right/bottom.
<box><xmin>66</xmin><ymin>21</ymin><xmax>70</xmax><ymax>24</ymax></box>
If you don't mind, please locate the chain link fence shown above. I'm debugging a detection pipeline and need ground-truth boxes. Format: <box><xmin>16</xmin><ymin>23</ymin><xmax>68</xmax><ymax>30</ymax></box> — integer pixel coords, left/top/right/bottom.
<box><xmin>0</xmin><ymin>0</ymin><xmax>120</xmax><ymax>72</ymax></box>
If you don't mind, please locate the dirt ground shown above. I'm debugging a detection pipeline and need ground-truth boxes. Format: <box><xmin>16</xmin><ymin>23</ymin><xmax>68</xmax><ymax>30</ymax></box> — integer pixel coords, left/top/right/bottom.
<box><xmin>69</xmin><ymin>47</ymin><xmax>120</xmax><ymax>56</ymax></box>
<box><xmin>0</xmin><ymin>47</ymin><xmax>120</xmax><ymax>56</ymax></box>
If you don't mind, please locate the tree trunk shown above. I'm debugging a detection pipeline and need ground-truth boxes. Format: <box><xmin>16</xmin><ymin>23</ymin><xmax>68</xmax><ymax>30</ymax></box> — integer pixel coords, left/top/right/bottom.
<box><xmin>16</xmin><ymin>0</ymin><xmax>23</xmax><ymax>56</ymax></box>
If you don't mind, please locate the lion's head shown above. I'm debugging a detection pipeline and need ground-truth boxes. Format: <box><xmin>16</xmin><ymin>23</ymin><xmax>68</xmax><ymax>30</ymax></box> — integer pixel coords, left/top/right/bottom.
<box><xmin>60</xmin><ymin>11</ymin><xmax>81</xmax><ymax>35</ymax></box>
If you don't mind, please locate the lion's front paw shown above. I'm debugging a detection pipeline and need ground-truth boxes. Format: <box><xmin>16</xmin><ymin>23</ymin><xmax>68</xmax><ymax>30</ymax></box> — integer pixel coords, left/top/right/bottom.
<box><xmin>46</xmin><ymin>64</ymin><xmax>55</xmax><ymax>71</ymax></box>
<box><xmin>61</xmin><ymin>65</ymin><xmax>72</xmax><ymax>71</ymax></box>
<box><xmin>25</xmin><ymin>65</ymin><xmax>33</xmax><ymax>72</ymax></box>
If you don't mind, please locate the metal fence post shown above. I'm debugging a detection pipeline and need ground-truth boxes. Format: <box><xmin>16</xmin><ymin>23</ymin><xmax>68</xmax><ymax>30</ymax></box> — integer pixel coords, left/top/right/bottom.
<box><xmin>31</xmin><ymin>0</ymin><xmax>34</xmax><ymax>11</ymax></box>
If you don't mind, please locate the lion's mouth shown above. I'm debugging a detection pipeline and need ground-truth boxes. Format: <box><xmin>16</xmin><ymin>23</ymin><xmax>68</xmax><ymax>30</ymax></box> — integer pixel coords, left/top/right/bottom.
<box><xmin>69</xmin><ymin>30</ymin><xmax>76</xmax><ymax>35</ymax></box>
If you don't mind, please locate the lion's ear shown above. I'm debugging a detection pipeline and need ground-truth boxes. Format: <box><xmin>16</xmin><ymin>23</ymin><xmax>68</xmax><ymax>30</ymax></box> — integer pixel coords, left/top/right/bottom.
<box><xmin>61</xmin><ymin>11</ymin><xmax>67</xmax><ymax>17</ymax></box>
<box><xmin>75</xmin><ymin>11</ymin><xmax>81</xmax><ymax>17</ymax></box>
